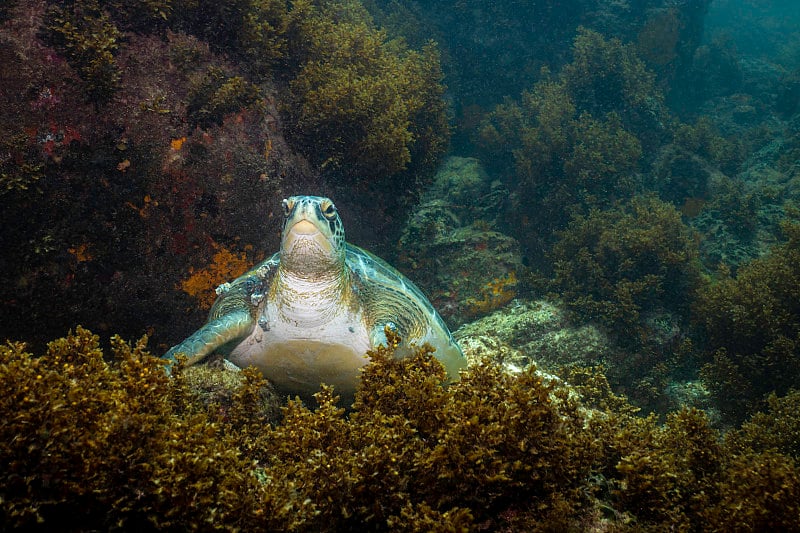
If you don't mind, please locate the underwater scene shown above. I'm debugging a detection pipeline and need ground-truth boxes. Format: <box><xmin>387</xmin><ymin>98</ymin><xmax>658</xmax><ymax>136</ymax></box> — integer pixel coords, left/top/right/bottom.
<box><xmin>2</xmin><ymin>0</ymin><xmax>800</xmax><ymax>529</ymax></box>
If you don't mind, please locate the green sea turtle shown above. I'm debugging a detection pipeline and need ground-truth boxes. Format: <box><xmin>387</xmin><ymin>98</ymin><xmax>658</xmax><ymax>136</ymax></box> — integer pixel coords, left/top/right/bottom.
<box><xmin>164</xmin><ymin>195</ymin><xmax>466</xmax><ymax>401</ymax></box>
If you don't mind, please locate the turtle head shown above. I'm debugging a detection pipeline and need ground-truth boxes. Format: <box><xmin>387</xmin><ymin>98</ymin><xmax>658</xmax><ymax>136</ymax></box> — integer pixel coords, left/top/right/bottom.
<box><xmin>280</xmin><ymin>196</ymin><xmax>346</xmax><ymax>276</ymax></box>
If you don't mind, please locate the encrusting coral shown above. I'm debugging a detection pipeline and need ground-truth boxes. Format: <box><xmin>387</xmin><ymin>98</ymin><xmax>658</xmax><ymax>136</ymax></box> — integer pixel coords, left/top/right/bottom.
<box><xmin>3</xmin><ymin>326</ymin><xmax>800</xmax><ymax>530</ymax></box>
<box><xmin>178</xmin><ymin>241</ymin><xmax>253</xmax><ymax>310</ymax></box>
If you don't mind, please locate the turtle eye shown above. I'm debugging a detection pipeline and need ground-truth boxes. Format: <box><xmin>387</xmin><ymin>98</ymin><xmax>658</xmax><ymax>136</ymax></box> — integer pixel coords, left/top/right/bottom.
<box><xmin>282</xmin><ymin>198</ymin><xmax>295</xmax><ymax>218</ymax></box>
<box><xmin>321</xmin><ymin>200</ymin><xmax>337</xmax><ymax>220</ymax></box>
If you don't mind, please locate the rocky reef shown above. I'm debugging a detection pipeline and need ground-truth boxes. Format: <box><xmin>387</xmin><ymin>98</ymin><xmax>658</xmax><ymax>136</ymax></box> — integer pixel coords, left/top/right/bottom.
<box><xmin>4</xmin><ymin>0</ymin><xmax>800</xmax><ymax>528</ymax></box>
<box><xmin>0</xmin><ymin>0</ymin><xmax>449</xmax><ymax>354</ymax></box>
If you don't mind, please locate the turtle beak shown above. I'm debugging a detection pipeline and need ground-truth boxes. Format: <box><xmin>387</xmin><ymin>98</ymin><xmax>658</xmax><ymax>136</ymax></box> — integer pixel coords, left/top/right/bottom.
<box><xmin>284</xmin><ymin>218</ymin><xmax>333</xmax><ymax>256</ymax></box>
<box><xmin>289</xmin><ymin>219</ymin><xmax>319</xmax><ymax>235</ymax></box>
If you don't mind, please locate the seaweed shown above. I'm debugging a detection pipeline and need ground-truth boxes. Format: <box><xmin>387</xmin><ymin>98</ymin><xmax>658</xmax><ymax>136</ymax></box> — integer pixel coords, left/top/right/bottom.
<box><xmin>695</xmin><ymin>220</ymin><xmax>800</xmax><ymax>423</ymax></box>
<box><xmin>284</xmin><ymin>0</ymin><xmax>448</xmax><ymax>181</ymax></box>
<box><xmin>3</xmin><ymin>327</ymin><xmax>800</xmax><ymax>530</ymax></box>
<box><xmin>549</xmin><ymin>195</ymin><xmax>702</xmax><ymax>347</ymax></box>
<box><xmin>43</xmin><ymin>0</ymin><xmax>123</xmax><ymax>102</ymax></box>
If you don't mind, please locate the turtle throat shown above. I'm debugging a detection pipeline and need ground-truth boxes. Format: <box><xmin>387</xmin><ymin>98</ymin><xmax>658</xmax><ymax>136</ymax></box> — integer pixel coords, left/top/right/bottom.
<box><xmin>275</xmin><ymin>259</ymin><xmax>350</xmax><ymax>327</ymax></box>
<box><xmin>280</xmin><ymin>221</ymin><xmax>344</xmax><ymax>280</ymax></box>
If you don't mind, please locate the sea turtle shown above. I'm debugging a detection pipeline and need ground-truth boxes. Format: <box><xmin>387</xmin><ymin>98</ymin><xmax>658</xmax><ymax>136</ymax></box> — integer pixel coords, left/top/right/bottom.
<box><xmin>163</xmin><ymin>195</ymin><xmax>466</xmax><ymax>401</ymax></box>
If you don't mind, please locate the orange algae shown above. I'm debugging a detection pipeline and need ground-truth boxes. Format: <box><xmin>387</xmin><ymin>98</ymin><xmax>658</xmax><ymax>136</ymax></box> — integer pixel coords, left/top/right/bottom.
<box><xmin>170</xmin><ymin>137</ymin><xmax>187</xmax><ymax>150</ymax></box>
<box><xmin>68</xmin><ymin>243</ymin><xmax>93</xmax><ymax>263</ymax></box>
<box><xmin>465</xmin><ymin>271</ymin><xmax>517</xmax><ymax>317</ymax></box>
<box><xmin>179</xmin><ymin>242</ymin><xmax>251</xmax><ymax>309</ymax></box>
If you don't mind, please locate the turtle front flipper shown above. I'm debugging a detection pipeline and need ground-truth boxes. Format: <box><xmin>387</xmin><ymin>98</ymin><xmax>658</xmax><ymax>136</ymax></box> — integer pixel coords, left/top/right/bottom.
<box><xmin>162</xmin><ymin>309</ymin><xmax>254</xmax><ymax>370</ymax></box>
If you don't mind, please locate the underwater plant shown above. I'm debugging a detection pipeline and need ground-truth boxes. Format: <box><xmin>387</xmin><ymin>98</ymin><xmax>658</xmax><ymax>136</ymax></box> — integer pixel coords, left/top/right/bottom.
<box><xmin>283</xmin><ymin>0</ymin><xmax>448</xmax><ymax>181</ymax></box>
<box><xmin>42</xmin><ymin>0</ymin><xmax>173</xmax><ymax>102</ymax></box>
<box><xmin>0</xmin><ymin>0</ymin><xmax>17</xmax><ymax>22</ymax></box>
<box><xmin>477</xmin><ymin>29</ymin><xmax>667</xmax><ymax>263</ymax></box>
<box><xmin>186</xmin><ymin>66</ymin><xmax>263</xmax><ymax>128</ymax></box>
<box><xmin>3</xmin><ymin>326</ymin><xmax>800</xmax><ymax>530</ymax></box>
<box><xmin>0</xmin><ymin>327</ymin><xmax>283</xmax><ymax>530</ymax></box>
<box><xmin>43</xmin><ymin>1</ymin><xmax>123</xmax><ymax>102</ymax></box>
<box><xmin>169</xmin><ymin>0</ymin><xmax>287</xmax><ymax>79</ymax></box>
<box><xmin>549</xmin><ymin>195</ymin><xmax>701</xmax><ymax>346</ymax></box>
<box><xmin>562</xmin><ymin>27</ymin><xmax>662</xmax><ymax>139</ymax></box>
<box><xmin>695</xmin><ymin>219</ymin><xmax>800</xmax><ymax>423</ymax></box>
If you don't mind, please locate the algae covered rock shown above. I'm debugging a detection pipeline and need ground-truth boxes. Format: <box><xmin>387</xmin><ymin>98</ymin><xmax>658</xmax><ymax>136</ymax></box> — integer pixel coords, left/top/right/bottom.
<box><xmin>456</xmin><ymin>299</ymin><xmax>613</xmax><ymax>374</ymax></box>
<box><xmin>397</xmin><ymin>156</ymin><xmax>524</xmax><ymax>326</ymax></box>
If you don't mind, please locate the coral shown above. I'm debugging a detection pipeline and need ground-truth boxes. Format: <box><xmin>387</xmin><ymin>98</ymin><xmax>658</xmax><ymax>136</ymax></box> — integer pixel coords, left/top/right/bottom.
<box><xmin>179</xmin><ymin>241</ymin><xmax>253</xmax><ymax>310</ymax></box>
<box><xmin>695</xmin><ymin>220</ymin><xmax>800</xmax><ymax>423</ymax></box>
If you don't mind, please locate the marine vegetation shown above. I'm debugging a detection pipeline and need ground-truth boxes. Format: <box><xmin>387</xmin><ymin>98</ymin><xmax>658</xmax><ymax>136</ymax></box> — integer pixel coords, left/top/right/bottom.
<box><xmin>561</xmin><ymin>27</ymin><xmax>663</xmax><ymax>144</ymax></box>
<box><xmin>169</xmin><ymin>0</ymin><xmax>287</xmax><ymax>78</ymax></box>
<box><xmin>185</xmin><ymin>66</ymin><xmax>264</xmax><ymax>128</ymax></box>
<box><xmin>41</xmin><ymin>0</ymin><xmax>449</xmax><ymax>186</ymax></box>
<box><xmin>171</xmin><ymin>0</ymin><xmax>449</xmax><ymax>183</ymax></box>
<box><xmin>549</xmin><ymin>195</ymin><xmax>702</xmax><ymax>346</ymax></box>
<box><xmin>695</xmin><ymin>219</ymin><xmax>800</xmax><ymax>424</ymax></box>
<box><xmin>42</xmin><ymin>0</ymin><xmax>172</xmax><ymax>102</ymax></box>
<box><xmin>0</xmin><ymin>327</ymin><xmax>283</xmax><ymax>530</ymax></box>
<box><xmin>0</xmin><ymin>0</ymin><xmax>17</xmax><ymax>23</ymax></box>
<box><xmin>3</xmin><ymin>327</ymin><xmax>800</xmax><ymax>530</ymax></box>
<box><xmin>1</xmin><ymin>0</ymin><xmax>450</xmax><ymax>351</ymax></box>
<box><xmin>283</xmin><ymin>0</ymin><xmax>449</xmax><ymax>182</ymax></box>
<box><xmin>395</xmin><ymin>157</ymin><xmax>524</xmax><ymax>326</ymax></box>
<box><xmin>547</xmin><ymin>195</ymin><xmax>703</xmax><ymax>409</ymax></box>
<box><xmin>477</xmin><ymin>29</ymin><xmax>662</xmax><ymax>258</ymax></box>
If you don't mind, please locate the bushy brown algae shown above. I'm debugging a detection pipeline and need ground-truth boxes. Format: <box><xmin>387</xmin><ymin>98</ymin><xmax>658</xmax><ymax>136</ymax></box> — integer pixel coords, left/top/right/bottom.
<box><xmin>0</xmin><ymin>327</ymin><xmax>300</xmax><ymax>531</ymax></box>
<box><xmin>3</xmin><ymin>327</ymin><xmax>800</xmax><ymax>531</ymax></box>
<box><xmin>549</xmin><ymin>195</ymin><xmax>702</xmax><ymax>354</ymax></box>
<box><xmin>476</xmin><ymin>29</ymin><xmax>662</xmax><ymax>265</ymax></box>
<box><xmin>695</xmin><ymin>219</ymin><xmax>800</xmax><ymax>423</ymax></box>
